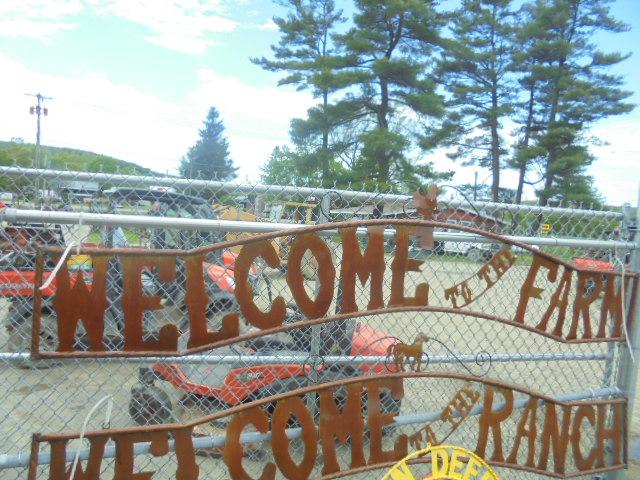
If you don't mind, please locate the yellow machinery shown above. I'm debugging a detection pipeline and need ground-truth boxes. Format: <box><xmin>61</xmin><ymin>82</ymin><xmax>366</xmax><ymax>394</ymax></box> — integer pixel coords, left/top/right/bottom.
<box><xmin>213</xmin><ymin>204</ymin><xmax>281</xmax><ymax>256</ymax></box>
<box><xmin>268</xmin><ymin>201</ymin><xmax>316</xmax><ymax>225</ymax></box>
<box><xmin>215</xmin><ymin>200</ymin><xmax>318</xmax><ymax>276</ymax></box>
<box><xmin>267</xmin><ymin>201</ymin><xmax>318</xmax><ymax>277</ymax></box>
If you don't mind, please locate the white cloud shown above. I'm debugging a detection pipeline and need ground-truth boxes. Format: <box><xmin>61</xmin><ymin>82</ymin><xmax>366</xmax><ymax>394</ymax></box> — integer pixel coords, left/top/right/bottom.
<box><xmin>91</xmin><ymin>0</ymin><xmax>237</xmax><ymax>54</ymax></box>
<box><xmin>0</xmin><ymin>0</ymin><xmax>237</xmax><ymax>54</ymax></box>
<box><xmin>255</xmin><ymin>20</ymin><xmax>278</xmax><ymax>32</ymax></box>
<box><xmin>0</xmin><ymin>0</ymin><xmax>82</xmax><ymax>39</ymax></box>
<box><xmin>0</xmin><ymin>0</ymin><xmax>84</xmax><ymax>18</ymax></box>
<box><xmin>0</xmin><ymin>20</ymin><xmax>74</xmax><ymax>39</ymax></box>
<box><xmin>589</xmin><ymin>115</ymin><xmax>640</xmax><ymax>206</ymax></box>
<box><xmin>142</xmin><ymin>34</ymin><xmax>216</xmax><ymax>55</ymax></box>
<box><xmin>0</xmin><ymin>55</ymin><xmax>312</xmax><ymax>179</ymax></box>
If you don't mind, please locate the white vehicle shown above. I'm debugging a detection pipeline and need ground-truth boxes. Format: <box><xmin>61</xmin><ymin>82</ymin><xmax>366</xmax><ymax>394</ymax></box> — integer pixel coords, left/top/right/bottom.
<box><xmin>435</xmin><ymin>221</ymin><xmax>501</xmax><ymax>261</ymax></box>
<box><xmin>437</xmin><ymin>236</ymin><xmax>498</xmax><ymax>261</ymax></box>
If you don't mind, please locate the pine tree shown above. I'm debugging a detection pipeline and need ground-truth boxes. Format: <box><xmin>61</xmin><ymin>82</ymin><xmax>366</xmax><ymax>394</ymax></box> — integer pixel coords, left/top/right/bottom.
<box><xmin>431</xmin><ymin>0</ymin><xmax>516</xmax><ymax>202</ymax></box>
<box><xmin>260</xmin><ymin>146</ymin><xmax>317</xmax><ymax>186</ymax></box>
<box><xmin>180</xmin><ymin>107</ymin><xmax>237</xmax><ymax>181</ymax></box>
<box><xmin>252</xmin><ymin>0</ymin><xmax>345</xmax><ymax>183</ymax></box>
<box><xmin>334</xmin><ymin>0</ymin><xmax>451</xmax><ymax>191</ymax></box>
<box><xmin>515</xmin><ymin>0</ymin><xmax>633</xmax><ymax>206</ymax></box>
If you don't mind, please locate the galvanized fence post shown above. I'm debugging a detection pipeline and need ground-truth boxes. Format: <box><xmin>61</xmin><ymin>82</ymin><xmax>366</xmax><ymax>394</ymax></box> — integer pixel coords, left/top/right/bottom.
<box><xmin>307</xmin><ymin>193</ymin><xmax>332</xmax><ymax>411</ymax></box>
<box><xmin>611</xmin><ymin>185</ymin><xmax>640</xmax><ymax>480</ymax></box>
<box><xmin>602</xmin><ymin>204</ymin><xmax>633</xmax><ymax>391</ymax></box>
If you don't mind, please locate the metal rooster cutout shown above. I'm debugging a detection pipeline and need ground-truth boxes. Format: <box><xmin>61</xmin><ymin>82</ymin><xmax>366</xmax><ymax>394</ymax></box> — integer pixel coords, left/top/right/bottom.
<box><xmin>413</xmin><ymin>184</ymin><xmax>438</xmax><ymax>249</ymax></box>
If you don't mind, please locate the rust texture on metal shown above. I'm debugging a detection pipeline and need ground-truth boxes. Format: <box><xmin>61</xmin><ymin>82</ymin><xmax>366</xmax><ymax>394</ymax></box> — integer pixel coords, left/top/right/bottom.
<box><xmin>444</xmin><ymin>245</ymin><xmax>517</xmax><ymax>309</ymax></box>
<box><xmin>413</xmin><ymin>185</ymin><xmax>438</xmax><ymax>249</ymax></box>
<box><xmin>30</xmin><ymin>372</ymin><xmax>627</xmax><ymax>479</ymax></box>
<box><xmin>384</xmin><ymin>335</ymin><xmax>493</xmax><ymax>378</ymax></box>
<box><xmin>32</xmin><ymin>251</ymin><xmax>44</xmax><ymax>356</ymax></box>
<box><xmin>408</xmin><ymin>381</ymin><xmax>482</xmax><ymax>451</ymax></box>
<box><xmin>386</xmin><ymin>333</ymin><xmax>431</xmax><ymax>372</ymax></box>
<box><xmin>28</xmin><ymin>434</ymin><xmax>40</xmax><ymax>480</ymax></box>
<box><xmin>32</xmin><ymin>219</ymin><xmax>638</xmax><ymax>357</ymax></box>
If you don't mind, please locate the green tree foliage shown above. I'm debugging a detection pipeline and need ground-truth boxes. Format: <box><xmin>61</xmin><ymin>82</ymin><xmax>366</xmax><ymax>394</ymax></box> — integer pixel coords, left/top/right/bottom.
<box><xmin>260</xmin><ymin>146</ymin><xmax>320</xmax><ymax>186</ymax></box>
<box><xmin>180</xmin><ymin>107</ymin><xmax>237</xmax><ymax>181</ymax></box>
<box><xmin>0</xmin><ymin>141</ymin><xmax>155</xmax><ymax>199</ymax></box>
<box><xmin>258</xmin><ymin>0</ymin><xmax>633</xmax><ymax>205</ymax></box>
<box><xmin>456</xmin><ymin>182</ymin><xmax>516</xmax><ymax>203</ymax></box>
<box><xmin>510</xmin><ymin>0</ymin><xmax>633</xmax><ymax>206</ymax></box>
<box><xmin>261</xmin><ymin>0</ymin><xmax>454</xmax><ymax>192</ymax></box>
<box><xmin>334</xmin><ymin>0</ymin><xmax>452</xmax><ymax>190</ymax></box>
<box><xmin>252</xmin><ymin>0</ymin><xmax>345</xmax><ymax>183</ymax></box>
<box><xmin>430</xmin><ymin>0</ymin><xmax>516</xmax><ymax>201</ymax></box>
<box><xmin>0</xmin><ymin>141</ymin><xmax>153</xmax><ymax>174</ymax></box>
<box><xmin>508</xmin><ymin>2</ymin><xmax>549</xmax><ymax>204</ymax></box>
<box><xmin>287</xmin><ymin>101</ymin><xmax>365</xmax><ymax>185</ymax></box>
<box><xmin>260</xmin><ymin>144</ymin><xmax>354</xmax><ymax>187</ymax></box>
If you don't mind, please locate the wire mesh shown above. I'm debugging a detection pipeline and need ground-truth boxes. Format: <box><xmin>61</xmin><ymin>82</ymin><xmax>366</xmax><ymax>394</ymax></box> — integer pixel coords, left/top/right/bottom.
<box><xmin>0</xmin><ymin>166</ymin><xmax>636</xmax><ymax>479</ymax></box>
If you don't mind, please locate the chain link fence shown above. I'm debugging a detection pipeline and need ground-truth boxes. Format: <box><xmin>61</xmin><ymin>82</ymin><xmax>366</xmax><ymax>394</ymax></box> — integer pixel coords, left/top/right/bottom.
<box><xmin>0</xmin><ymin>166</ymin><xmax>637</xmax><ymax>479</ymax></box>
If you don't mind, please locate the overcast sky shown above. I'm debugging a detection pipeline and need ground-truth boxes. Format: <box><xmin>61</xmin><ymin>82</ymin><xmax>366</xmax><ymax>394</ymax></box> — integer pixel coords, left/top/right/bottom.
<box><xmin>0</xmin><ymin>0</ymin><xmax>638</xmax><ymax>205</ymax></box>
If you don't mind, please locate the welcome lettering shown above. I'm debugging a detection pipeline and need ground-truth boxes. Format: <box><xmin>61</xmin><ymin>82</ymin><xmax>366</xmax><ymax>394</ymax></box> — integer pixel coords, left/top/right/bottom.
<box><xmin>34</xmin><ymin>220</ymin><xmax>637</xmax><ymax>357</ymax></box>
<box><xmin>33</xmin><ymin>375</ymin><xmax>627</xmax><ymax>480</ymax></box>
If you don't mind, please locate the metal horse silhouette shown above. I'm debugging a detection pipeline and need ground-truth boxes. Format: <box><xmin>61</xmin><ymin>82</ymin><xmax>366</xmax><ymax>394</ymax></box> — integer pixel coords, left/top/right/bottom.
<box><xmin>387</xmin><ymin>333</ymin><xmax>430</xmax><ymax>372</ymax></box>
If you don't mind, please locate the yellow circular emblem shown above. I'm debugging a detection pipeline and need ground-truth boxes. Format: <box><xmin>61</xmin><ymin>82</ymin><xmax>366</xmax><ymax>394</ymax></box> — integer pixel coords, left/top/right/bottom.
<box><xmin>381</xmin><ymin>444</ymin><xmax>499</xmax><ymax>480</ymax></box>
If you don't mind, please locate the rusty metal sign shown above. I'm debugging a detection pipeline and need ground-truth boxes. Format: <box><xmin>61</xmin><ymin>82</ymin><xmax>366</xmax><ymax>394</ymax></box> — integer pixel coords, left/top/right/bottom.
<box><xmin>24</xmin><ymin>218</ymin><xmax>636</xmax><ymax>479</ymax></box>
<box><xmin>31</xmin><ymin>219</ymin><xmax>638</xmax><ymax>358</ymax></box>
<box><xmin>29</xmin><ymin>373</ymin><xmax>627</xmax><ymax>479</ymax></box>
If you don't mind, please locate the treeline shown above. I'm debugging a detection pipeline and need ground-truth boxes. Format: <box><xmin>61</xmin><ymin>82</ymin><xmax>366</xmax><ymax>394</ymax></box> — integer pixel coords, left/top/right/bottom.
<box><xmin>0</xmin><ymin>141</ymin><xmax>154</xmax><ymax>175</ymax></box>
<box><xmin>255</xmin><ymin>0</ymin><xmax>633</xmax><ymax>205</ymax></box>
<box><xmin>0</xmin><ymin>142</ymin><xmax>155</xmax><ymax>194</ymax></box>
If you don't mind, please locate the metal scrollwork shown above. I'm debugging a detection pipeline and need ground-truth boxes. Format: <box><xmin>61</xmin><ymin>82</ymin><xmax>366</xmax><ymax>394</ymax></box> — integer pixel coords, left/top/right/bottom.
<box><xmin>383</xmin><ymin>334</ymin><xmax>492</xmax><ymax>377</ymax></box>
<box><xmin>385</xmin><ymin>334</ymin><xmax>430</xmax><ymax>372</ymax></box>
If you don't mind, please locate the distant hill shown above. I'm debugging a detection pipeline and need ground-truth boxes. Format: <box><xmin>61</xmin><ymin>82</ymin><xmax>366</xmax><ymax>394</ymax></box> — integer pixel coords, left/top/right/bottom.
<box><xmin>0</xmin><ymin>141</ymin><xmax>156</xmax><ymax>175</ymax></box>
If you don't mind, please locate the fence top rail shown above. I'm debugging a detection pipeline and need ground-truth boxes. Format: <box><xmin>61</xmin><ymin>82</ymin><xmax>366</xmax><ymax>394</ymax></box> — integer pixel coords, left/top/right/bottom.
<box><xmin>2</xmin><ymin>207</ymin><xmax>636</xmax><ymax>250</ymax></box>
<box><xmin>0</xmin><ymin>166</ymin><xmax>624</xmax><ymax>218</ymax></box>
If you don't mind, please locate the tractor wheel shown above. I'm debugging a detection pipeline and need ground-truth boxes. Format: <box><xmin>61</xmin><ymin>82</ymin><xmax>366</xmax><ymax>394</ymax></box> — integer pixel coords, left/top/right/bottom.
<box><xmin>129</xmin><ymin>384</ymin><xmax>173</xmax><ymax>425</ymax></box>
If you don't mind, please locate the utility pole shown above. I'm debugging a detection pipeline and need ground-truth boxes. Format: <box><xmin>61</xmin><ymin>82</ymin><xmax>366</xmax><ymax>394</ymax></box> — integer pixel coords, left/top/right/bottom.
<box><xmin>26</xmin><ymin>93</ymin><xmax>52</xmax><ymax>205</ymax></box>
<box><xmin>26</xmin><ymin>93</ymin><xmax>52</xmax><ymax>169</ymax></box>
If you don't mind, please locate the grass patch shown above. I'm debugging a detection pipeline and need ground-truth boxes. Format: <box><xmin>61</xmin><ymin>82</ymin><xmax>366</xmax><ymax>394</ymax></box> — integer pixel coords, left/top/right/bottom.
<box><xmin>86</xmin><ymin>228</ymin><xmax>142</xmax><ymax>245</ymax></box>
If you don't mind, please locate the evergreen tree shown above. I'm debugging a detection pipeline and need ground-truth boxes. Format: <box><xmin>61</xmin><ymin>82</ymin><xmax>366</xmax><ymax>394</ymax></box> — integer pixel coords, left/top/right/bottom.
<box><xmin>287</xmin><ymin>100</ymin><xmax>369</xmax><ymax>184</ymax></box>
<box><xmin>508</xmin><ymin>2</ymin><xmax>548</xmax><ymax>204</ymax></box>
<box><xmin>513</xmin><ymin>0</ymin><xmax>633</xmax><ymax>206</ymax></box>
<box><xmin>430</xmin><ymin>0</ymin><xmax>516</xmax><ymax>202</ymax></box>
<box><xmin>334</xmin><ymin>0</ymin><xmax>451</xmax><ymax>191</ymax></box>
<box><xmin>180</xmin><ymin>107</ymin><xmax>237</xmax><ymax>181</ymax></box>
<box><xmin>261</xmin><ymin>146</ymin><xmax>310</xmax><ymax>186</ymax></box>
<box><xmin>252</xmin><ymin>0</ymin><xmax>345</xmax><ymax>183</ymax></box>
